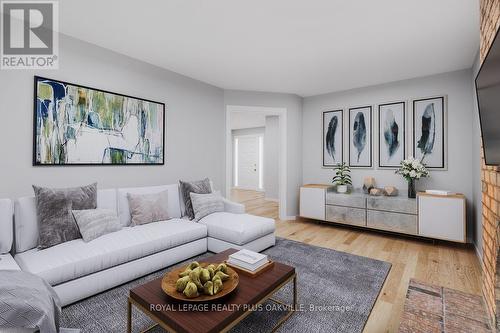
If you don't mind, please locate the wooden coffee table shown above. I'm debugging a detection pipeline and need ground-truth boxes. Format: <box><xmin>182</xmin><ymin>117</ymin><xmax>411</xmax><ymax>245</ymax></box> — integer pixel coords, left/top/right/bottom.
<box><xmin>127</xmin><ymin>249</ymin><xmax>297</xmax><ymax>333</ymax></box>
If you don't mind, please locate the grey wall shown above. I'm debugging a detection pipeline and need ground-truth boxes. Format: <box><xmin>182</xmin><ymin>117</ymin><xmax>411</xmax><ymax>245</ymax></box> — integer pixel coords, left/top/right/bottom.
<box><xmin>231</xmin><ymin>127</ymin><xmax>265</xmax><ymax>137</ymax></box>
<box><xmin>0</xmin><ymin>34</ymin><xmax>225</xmax><ymax>199</ymax></box>
<box><xmin>471</xmin><ymin>52</ymin><xmax>483</xmax><ymax>257</ymax></box>
<box><xmin>302</xmin><ymin>69</ymin><xmax>476</xmax><ymax>241</ymax></box>
<box><xmin>264</xmin><ymin>116</ymin><xmax>280</xmax><ymax>200</ymax></box>
<box><xmin>224</xmin><ymin>90</ymin><xmax>303</xmax><ymax>217</ymax></box>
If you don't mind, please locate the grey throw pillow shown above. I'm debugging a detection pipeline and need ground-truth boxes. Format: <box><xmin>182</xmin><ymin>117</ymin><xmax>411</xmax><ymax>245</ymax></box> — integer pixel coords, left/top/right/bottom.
<box><xmin>72</xmin><ymin>209</ymin><xmax>122</xmax><ymax>242</ymax></box>
<box><xmin>179</xmin><ymin>178</ymin><xmax>212</xmax><ymax>220</ymax></box>
<box><xmin>33</xmin><ymin>183</ymin><xmax>97</xmax><ymax>249</ymax></box>
<box><xmin>127</xmin><ymin>190</ymin><xmax>170</xmax><ymax>226</ymax></box>
<box><xmin>190</xmin><ymin>192</ymin><xmax>224</xmax><ymax>222</ymax></box>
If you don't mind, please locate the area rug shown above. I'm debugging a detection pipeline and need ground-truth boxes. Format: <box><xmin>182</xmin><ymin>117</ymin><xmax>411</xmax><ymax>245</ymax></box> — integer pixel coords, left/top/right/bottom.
<box><xmin>61</xmin><ymin>238</ymin><xmax>391</xmax><ymax>333</ymax></box>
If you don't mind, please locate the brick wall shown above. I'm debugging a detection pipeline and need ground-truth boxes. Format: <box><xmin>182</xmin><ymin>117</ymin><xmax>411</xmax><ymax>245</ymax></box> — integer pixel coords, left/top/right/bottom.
<box><xmin>480</xmin><ymin>0</ymin><xmax>500</xmax><ymax>327</ymax></box>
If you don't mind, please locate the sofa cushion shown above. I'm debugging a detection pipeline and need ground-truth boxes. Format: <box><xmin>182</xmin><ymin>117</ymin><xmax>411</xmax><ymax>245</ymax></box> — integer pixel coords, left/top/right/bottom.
<box><xmin>14</xmin><ymin>189</ymin><xmax>117</xmax><ymax>253</ymax></box>
<box><xmin>15</xmin><ymin>219</ymin><xmax>207</xmax><ymax>286</ymax></box>
<box><xmin>118</xmin><ymin>185</ymin><xmax>181</xmax><ymax>226</ymax></box>
<box><xmin>179</xmin><ymin>178</ymin><xmax>212</xmax><ymax>220</ymax></box>
<box><xmin>0</xmin><ymin>199</ymin><xmax>13</xmax><ymax>254</ymax></box>
<box><xmin>128</xmin><ymin>190</ymin><xmax>170</xmax><ymax>225</ymax></box>
<box><xmin>190</xmin><ymin>192</ymin><xmax>224</xmax><ymax>221</ymax></box>
<box><xmin>198</xmin><ymin>212</ymin><xmax>275</xmax><ymax>245</ymax></box>
<box><xmin>72</xmin><ymin>209</ymin><xmax>122</xmax><ymax>242</ymax></box>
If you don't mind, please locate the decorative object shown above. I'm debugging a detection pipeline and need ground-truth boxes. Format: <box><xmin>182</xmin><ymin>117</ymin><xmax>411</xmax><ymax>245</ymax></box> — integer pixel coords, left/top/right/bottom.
<box><xmin>161</xmin><ymin>261</ymin><xmax>239</xmax><ymax>302</ymax></box>
<box><xmin>396</xmin><ymin>157</ymin><xmax>430</xmax><ymax>198</ymax></box>
<box><xmin>190</xmin><ymin>192</ymin><xmax>224</xmax><ymax>221</ymax></box>
<box><xmin>412</xmin><ymin>96</ymin><xmax>446</xmax><ymax>169</ymax></box>
<box><xmin>332</xmin><ymin>162</ymin><xmax>352</xmax><ymax>193</ymax></box>
<box><xmin>378</xmin><ymin>102</ymin><xmax>406</xmax><ymax>168</ymax></box>
<box><xmin>34</xmin><ymin>76</ymin><xmax>165</xmax><ymax>166</ymax></box>
<box><xmin>179</xmin><ymin>178</ymin><xmax>212</xmax><ymax>220</ymax></box>
<box><xmin>127</xmin><ymin>190</ymin><xmax>170</xmax><ymax>225</ymax></box>
<box><xmin>72</xmin><ymin>209</ymin><xmax>121</xmax><ymax>242</ymax></box>
<box><xmin>32</xmin><ymin>183</ymin><xmax>97</xmax><ymax>249</ymax></box>
<box><xmin>349</xmin><ymin>106</ymin><xmax>372</xmax><ymax>168</ymax></box>
<box><xmin>323</xmin><ymin>110</ymin><xmax>343</xmax><ymax>167</ymax></box>
<box><xmin>363</xmin><ymin>177</ymin><xmax>376</xmax><ymax>194</ymax></box>
<box><xmin>225</xmin><ymin>260</ymin><xmax>275</xmax><ymax>277</ymax></box>
<box><xmin>369</xmin><ymin>188</ymin><xmax>386</xmax><ymax>196</ymax></box>
<box><xmin>63</xmin><ymin>240</ymin><xmax>390</xmax><ymax>333</ymax></box>
<box><xmin>384</xmin><ymin>186</ymin><xmax>399</xmax><ymax>196</ymax></box>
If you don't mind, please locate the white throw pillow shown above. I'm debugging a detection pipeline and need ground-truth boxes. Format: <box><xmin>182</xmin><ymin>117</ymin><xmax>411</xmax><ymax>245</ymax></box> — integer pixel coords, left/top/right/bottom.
<box><xmin>190</xmin><ymin>192</ymin><xmax>224</xmax><ymax>222</ymax></box>
<box><xmin>72</xmin><ymin>209</ymin><xmax>121</xmax><ymax>242</ymax></box>
<box><xmin>127</xmin><ymin>190</ymin><xmax>170</xmax><ymax>226</ymax></box>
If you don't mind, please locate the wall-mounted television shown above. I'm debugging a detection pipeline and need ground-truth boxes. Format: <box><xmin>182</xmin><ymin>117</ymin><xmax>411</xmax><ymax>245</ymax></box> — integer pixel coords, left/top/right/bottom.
<box><xmin>476</xmin><ymin>28</ymin><xmax>500</xmax><ymax>166</ymax></box>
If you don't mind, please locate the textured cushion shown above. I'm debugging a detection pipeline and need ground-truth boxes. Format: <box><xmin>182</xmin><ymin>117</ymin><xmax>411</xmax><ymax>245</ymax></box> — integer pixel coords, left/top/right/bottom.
<box><xmin>0</xmin><ymin>199</ymin><xmax>13</xmax><ymax>254</ymax></box>
<box><xmin>127</xmin><ymin>191</ymin><xmax>169</xmax><ymax>226</ymax></box>
<box><xmin>14</xmin><ymin>189</ymin><xmax>117</xmax><ymax>253</ymax></box>
<box><xmin>73</xmin><ymin>209</ymin><xmax>122</xmax><ymax>242</ymax></box>
<box><xmin>15</xmin><ymin>219</ymin><xmax>208</xmax><ymax>286</ymax></box>
<box><xmin>117</xmin><ymin>185</ymin><xmax>182</xmax><ymax>226</ymax></box>
<box><xmin>32</xmin><ymin>183</ymin><xmax>98</xmax><ymax>249</ymax></box>
<box><xmin>0</xmin><ymin>254</ymin><xmax>21</xmax><ymax>271</ymax></box>
<box><xmin>199</xmin><ymin>212</ymin><xmax>275</xmax><ymax>245</ymax></box>
<box><xmin>179</xmin><ymin>178</ymin><xmax>212</xmax><ymax>220</ymax></box>
<box><xmin>190</xmin><ymin>192</ymin><xmax>224</xmax><ymax>221</ymax></box>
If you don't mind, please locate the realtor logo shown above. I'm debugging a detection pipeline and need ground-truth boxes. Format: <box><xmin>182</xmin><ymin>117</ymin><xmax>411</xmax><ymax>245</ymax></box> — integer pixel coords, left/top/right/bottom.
<box><xmin>1</xmin><ymin>0</ymin><xmax>58</xmax><ymax>69</ymax></box>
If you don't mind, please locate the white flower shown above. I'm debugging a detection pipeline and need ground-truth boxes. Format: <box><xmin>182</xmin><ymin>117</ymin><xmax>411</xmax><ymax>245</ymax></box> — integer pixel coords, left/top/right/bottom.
<box><xmin>410</xmin><ymin>170</ymin><xmax>417</xmax><ymax>178</ymax></box>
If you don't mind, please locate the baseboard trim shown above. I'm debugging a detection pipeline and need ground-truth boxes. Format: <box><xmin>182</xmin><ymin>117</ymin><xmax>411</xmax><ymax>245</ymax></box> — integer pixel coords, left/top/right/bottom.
<box><xmin>282</xmin><ymin>215</ymin><xmax>296</xmax><ymax>221</ymax></box>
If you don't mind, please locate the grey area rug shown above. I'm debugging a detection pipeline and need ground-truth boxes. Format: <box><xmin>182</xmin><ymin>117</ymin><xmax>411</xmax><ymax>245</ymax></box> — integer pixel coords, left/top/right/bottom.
<box><xmin>61</xmin><ymin>238</ymin><xmax>391</xmax><ymax>333</ymax></box>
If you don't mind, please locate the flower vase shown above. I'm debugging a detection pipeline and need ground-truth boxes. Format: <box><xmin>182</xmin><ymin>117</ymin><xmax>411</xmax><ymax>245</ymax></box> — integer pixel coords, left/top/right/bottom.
<box><xmin>408</xmin><ymin>179</ymin><xmax>416</xmax><ymax>198</ymax></box>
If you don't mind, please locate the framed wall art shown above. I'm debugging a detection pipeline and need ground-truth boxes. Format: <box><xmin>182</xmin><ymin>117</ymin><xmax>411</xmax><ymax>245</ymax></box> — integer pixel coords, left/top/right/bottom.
<box><xmin>378</xmin><ymin>101</ymin><xmax>405</xmax><ymax>168</ymax></box>
<box><xmin>412</xmin><ymin>96</ymin><xmax>446</xmax><ymax>169</ymax></box>
<box><xmin>348</xmin><ymin>106</ymin><xmax>372</xmax><ymax>168</ymax></box>
<box><xmin>323</xmin><ymin>109</ymin><xmax>343</xmax><ymax>167</ymax></box>
<box><xmin>34</xmin><ymin>76</ymin><xmax>165</xmax><ymax>166</ymax></box>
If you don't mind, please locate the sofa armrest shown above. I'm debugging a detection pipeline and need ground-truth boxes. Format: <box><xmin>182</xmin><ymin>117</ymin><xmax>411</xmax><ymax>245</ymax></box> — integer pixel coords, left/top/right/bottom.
<box><xmin>222</xmin><ymin>198</ymin><xmax>245</xmax><ymax>214</ymax></box>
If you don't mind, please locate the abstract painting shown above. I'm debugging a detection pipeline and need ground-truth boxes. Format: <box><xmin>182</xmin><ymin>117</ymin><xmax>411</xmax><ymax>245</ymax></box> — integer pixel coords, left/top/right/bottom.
<box><xmin>412</xmin><ymin>96</ymin><xmax>446</xmax><ymax>169</ymax></box>
<box><xmin>378</xmin><ymin>102</ymin><xmax>405</xmax><ymax>168</ymax></box>
<box><xmin>323</xmin><ymin>110</ymin><xmax>343</xmax><ymax>167</ymax></box>
<box><xmin>349</xmin><ymin>106</ymin><xmax>372</xmax><ymax>168</ymax></box>
<box><xmin>33</xmin><ymin>76</ymin><xmax>165</xmax><ymax>166</ymax></box>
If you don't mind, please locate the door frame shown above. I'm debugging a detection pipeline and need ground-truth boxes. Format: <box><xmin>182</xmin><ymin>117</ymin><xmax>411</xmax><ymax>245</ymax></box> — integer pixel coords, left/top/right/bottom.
<box><xmin>225</xmin><ymin>105</ymin><xmax>288</xmax><ymax>220</ymax></box>
<box><xmin>232</xmin><ymin>133</ymin><xmax>264</xmax><ymax>191</ymax></box>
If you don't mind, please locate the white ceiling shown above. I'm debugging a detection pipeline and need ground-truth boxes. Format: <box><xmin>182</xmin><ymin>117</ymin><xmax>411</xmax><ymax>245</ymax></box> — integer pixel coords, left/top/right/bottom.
<box><xmin>58</xmin><ymin>0</ymin><xmax>479</xmax><ymax>97</ymax></box>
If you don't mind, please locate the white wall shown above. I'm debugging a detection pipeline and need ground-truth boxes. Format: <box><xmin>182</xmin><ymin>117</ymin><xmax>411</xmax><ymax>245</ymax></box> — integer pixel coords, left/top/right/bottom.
<box><xmin>224</xmin><ymin>90</ymin><xmax>303</xmax><ymax>217</ymax></box>
<box><xmin>264</xmin><ymin>116</ymin><xmax>280</xmax><ymax>200</ymax></box>
<box><xmin>230</xmin><ymin>113</ymin><xmax>266</xmax><ymax>129</ymax></box>
<box><xmin>302</xmin><ymin>69</ymin><xmax>476</xmax><ymax>241</ymax></box>
<box><xmin>0</xmin><ymin>34</ymin><xmax>225</xmax><ymax>199</ymax></box>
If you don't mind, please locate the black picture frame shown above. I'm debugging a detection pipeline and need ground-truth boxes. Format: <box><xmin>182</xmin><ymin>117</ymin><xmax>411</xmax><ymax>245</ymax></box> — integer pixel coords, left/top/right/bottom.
<box><xmin>348</xmin><ymin>106</ymin><xmax>372</xmax><ymax>168</ymax></box>
<box><xmin>378</xmin><ymin>101</ymin><xmax>406</xmax><ymax>168</ymax></box>
<box><xmin>412</xmin><ymin>96</ymin><xmax>445</xmax><ymax>169</ymax></box>
<box><xmin>33</xmin><ymin>76</ymin><xmax>166</xmax><ymax>166</ymax></box>
<box><xmin>322</xmin><ymin>109</ymin><xmax>344</xmax><ymax>167</ymax></box>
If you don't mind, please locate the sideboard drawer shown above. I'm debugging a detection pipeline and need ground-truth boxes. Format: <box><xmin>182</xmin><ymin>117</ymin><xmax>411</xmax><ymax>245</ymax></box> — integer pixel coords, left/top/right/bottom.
<box><xmin>367</xmin><ymin>196</ymin><xmax>417</xmax><ymax>214</ymax></box>
<box><xmin>326</xmin><ymin>192</ymin><xmax>366</xmax><ymax>208</ymax></box>
<box><xmin>367</xmin><ymin>210</ymin><xmax>417</xmax><ymax>235</ymax></box>
<box><xmin>326</xmin><ymin>205</ymin><xmax>366</xmax><ymax>226</ymax></box>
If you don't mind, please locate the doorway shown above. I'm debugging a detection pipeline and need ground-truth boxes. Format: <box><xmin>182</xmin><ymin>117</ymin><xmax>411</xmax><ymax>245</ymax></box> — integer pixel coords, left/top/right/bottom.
<box><xmin>233</xmin><ymin>134</ymin><xmax>263</xmax><ymax>191</ymax></box>
<box><xmin>225</xmin><ymin>105</ymin><xmax>287</xmax><ymax>220</ymax></box>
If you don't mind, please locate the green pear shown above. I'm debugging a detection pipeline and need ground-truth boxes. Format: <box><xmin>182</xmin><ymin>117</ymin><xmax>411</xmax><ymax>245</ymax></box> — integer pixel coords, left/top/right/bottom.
<box><xmin>214</xmin><ymin>271</ymin><xmax>230</xmax><ymax>281</ymax></box>
<box><xmin>213</xmin><ymin>278</ymin><xmax>223</xmax><ymax>294</ymax></box>
<box><xmin>203</xmin><ymin>281</ymin><xmax>214</xmax><ymax>296</ymax></box>
<box><xmin>178</xmin><ymin>268</ymin><xmax>191</xmax><ymax>278</ymax></box>
<box><xmin>183</xmin><ymin>281</ymin><xmax>199</xmax><ymax>298</ymax></box>
<box><xmin>189</xmin><ymin>267</ymin><xmax>204</xmax><ymax>291</ymax></box>
<box><xmin>200</xmin><ymin>268</ymin><xmax>211</xmax><ymax>284</ymax></box>
<box><xmin>188</xmin><ymin>261</ymin><xmax>200</xmax><ymax>270</ymax></box>
<box><xmin>215</xmin><ymin>263</ymin><xmax>227</xmax><ymax>273</ymax></box>
<box><xmin>175</xmin><ymin>276</ymin><xmax>190</xmax><ymax>292</ymax></box>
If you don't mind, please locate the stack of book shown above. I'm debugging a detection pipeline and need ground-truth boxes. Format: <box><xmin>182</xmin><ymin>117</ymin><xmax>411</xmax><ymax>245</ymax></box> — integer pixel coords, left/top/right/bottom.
<box><xmin>227</xmin><ymin>249</ymin><xmax>269</xmax><ymax>272</ymax></box>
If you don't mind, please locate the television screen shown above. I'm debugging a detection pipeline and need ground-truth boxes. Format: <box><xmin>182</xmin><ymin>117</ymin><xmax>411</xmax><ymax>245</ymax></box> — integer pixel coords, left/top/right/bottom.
<box><xmin>476</xmin><ymin>29</ymin><xmax>500</xmax><ymax>166</ymax></box>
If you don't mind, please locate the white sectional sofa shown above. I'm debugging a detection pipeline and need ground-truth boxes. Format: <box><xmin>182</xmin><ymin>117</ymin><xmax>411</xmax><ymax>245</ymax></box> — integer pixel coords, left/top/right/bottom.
<box><xmin>0</xmin><ymin>199</ymin><xmax>20</xmax><ymax>271</ymax></box>
<box><xmin>9</xmin><ymin>184</ymin><xmax>275</xmax><ymax>306</ymax></box>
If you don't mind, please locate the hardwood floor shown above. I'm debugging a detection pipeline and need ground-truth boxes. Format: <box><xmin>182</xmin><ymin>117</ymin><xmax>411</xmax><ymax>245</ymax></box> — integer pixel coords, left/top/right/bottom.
<box><xmin>230</xmin><ymin>189</ymin><xmax>483</xmax><ymax>333</ymax></box>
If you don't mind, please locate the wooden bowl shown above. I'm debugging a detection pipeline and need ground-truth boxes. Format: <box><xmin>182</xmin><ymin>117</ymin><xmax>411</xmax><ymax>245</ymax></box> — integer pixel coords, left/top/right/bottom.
<box><xmin>161</xmin><ymin>263</ymin><xmax>239</xmax><ymax>302</ymax></box>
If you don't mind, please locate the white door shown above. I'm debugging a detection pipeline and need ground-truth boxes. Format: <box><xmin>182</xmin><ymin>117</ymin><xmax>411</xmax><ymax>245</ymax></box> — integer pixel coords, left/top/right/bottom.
<box><xmin>235</xmin><ymin>136</ymin><xmax>261</xmax><ymax>190</ymax></box>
